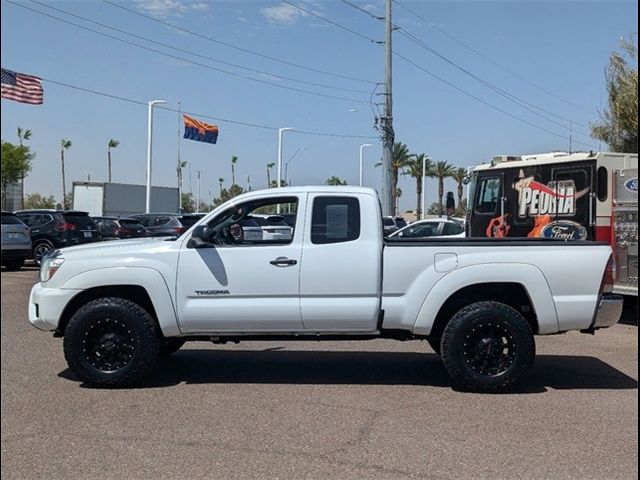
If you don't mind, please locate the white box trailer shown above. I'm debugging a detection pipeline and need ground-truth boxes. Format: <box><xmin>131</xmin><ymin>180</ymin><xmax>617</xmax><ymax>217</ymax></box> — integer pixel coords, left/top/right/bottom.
<box><xmin>73</xmin><ymin>182</ymin><xmax>179</xmax><ymax>217</ymax></box>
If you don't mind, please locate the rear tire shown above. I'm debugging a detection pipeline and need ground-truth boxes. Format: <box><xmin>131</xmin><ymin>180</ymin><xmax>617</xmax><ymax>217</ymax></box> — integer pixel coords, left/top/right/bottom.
<box><xmin>441</xmin><ymin>301</ymin><xmax>535</xmax><ymax>393</ymax></box>
<box><xmin>63</xmin><ymin>297</ymin><xmax>160</xmax><ymax>387</ymax></box>
<box><xmin>33</xmin><ymin>240</ymin><xmax>54</xmax><ymax>266</ymax></box>
<box><xmin>2</xmin><ymin>259</ymin><xmax>25</xmax><ymax>271</ymax></box>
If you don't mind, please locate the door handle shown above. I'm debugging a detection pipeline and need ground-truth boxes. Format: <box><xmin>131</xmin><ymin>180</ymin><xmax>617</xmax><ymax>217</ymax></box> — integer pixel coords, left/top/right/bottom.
<box><xmin>270</xmin><ymin>257</ymin><xmax>297</xmax><ymax>267</ymax></box>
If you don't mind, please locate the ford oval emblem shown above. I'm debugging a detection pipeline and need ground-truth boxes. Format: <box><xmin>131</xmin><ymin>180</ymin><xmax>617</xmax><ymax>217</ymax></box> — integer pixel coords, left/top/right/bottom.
<box><xmin>624</xmin><ymin>177</ymin><xmax>638</xmax><ymax>193</ymax></box>
<box><xmin>540</xmin><ymin>221</ymin><xmax>588</xmax><ymax>241</ymax></box>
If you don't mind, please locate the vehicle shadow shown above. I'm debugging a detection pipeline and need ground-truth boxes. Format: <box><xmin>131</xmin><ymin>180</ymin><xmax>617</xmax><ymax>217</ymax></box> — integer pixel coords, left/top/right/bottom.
<box><xmin>58</xmin><ymin>350</ymin><xmax>638</xmax><ymax>393</ymax></box>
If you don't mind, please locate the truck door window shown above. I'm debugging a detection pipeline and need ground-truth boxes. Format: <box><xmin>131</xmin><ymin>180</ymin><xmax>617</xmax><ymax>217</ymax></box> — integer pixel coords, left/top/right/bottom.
<box><xmin>597</xmin><ymin>166</ymin><xmax>608</xmax><ymax>202</ymax></box>
<box><xmin>475</xmin><ymin>177</ymin><xmax>501</xmax><ymax>214</ymax></box>
<box><xmin>311</xmin><ymin>196</ymin><xmax>360</xmax><ymax>244</ymax></box>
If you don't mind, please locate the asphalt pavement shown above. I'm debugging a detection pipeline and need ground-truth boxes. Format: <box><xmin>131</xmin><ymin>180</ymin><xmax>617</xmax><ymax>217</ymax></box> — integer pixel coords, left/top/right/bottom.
<box><xmin>1</xmin><ymin>266</ymin><xmax>637</xmax><ymax>479</ymax></box>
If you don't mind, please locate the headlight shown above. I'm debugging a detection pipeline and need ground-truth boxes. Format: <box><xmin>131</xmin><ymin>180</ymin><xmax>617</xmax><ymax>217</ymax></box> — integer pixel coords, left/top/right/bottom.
<box><xmin>40</xmin><ymin>257</ymin><xmax>65</xmax><ymax>283</ymax></box>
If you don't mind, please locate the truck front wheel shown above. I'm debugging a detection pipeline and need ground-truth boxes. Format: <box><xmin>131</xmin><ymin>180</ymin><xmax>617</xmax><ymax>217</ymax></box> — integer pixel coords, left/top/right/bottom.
<box><xmin>441</xmin><ymin>301</ymin><xmax>535</xmax><ymax>393</ymax></box>
<box><xmin>63</xmin><ymin>297</ymin><xmax>160</xmax><ymax>387</ymax></box>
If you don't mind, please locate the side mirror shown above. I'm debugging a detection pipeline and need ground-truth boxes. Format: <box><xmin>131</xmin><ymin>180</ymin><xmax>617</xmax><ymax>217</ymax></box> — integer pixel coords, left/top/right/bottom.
<box><xmin>462</xmin><ymin>175</ymin><xmax>471</xmax><ymax>185</ymax></box>
<box><xmin>187</xmin><ymin>225</ymin><xmax>212</xmax><ymax>248</ymax></box>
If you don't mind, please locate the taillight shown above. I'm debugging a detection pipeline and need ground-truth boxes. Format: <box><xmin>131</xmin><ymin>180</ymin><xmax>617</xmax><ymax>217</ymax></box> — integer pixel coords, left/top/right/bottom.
<box><xmin>600</xmin><ymin>254</ymin><xmax>616</xmax><ymax>294</ymax></box>
<box><xmin>174</xmin><ymin>227</ymin><xmax>186</xmax><ymax>234</ymax></box>
<box><xmin>55</xmin><ymin>222</ymin><xmax>76</xmax><ymax>231</ymax></box>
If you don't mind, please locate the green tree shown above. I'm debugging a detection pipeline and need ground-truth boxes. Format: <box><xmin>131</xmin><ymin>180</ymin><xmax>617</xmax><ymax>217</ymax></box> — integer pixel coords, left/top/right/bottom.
<box><xmin>17</xmin><ymin>127</ymin><xmax>32</xmax><ymax>146</ymax></box>
<box><xmin>404</xmin><ymin>154</ymin><xmax>433</xmax><ymax>220</ymax></box>
<box><xmin>107</xmin><ymin>139</ymin><xmax>119</xmax><ymax>182</ymax></box>
<box><xmin>451</xmin><ymin>167</ymin><xmax>468</xmax><ymax>210</ymax></box>
<box><xmin>1</xmin><ymin>141</ymin><xmax>34</xmax><ymax>207</ymax></box>
<box><xmin>453</xmin><ymin>198</ymin><xmax>468</xmax><ymax>218</ymax></box>
<box><xmin>231</xmin><ymin>155</ymin><xmax>238</xmax><ymax>186</ymax></box>
<box><xmin>214</xmin><ymin>185</ymin><xmax>245</xmax><ymax>206</ymax></box>
<box><xmin>325</xmin><ymin>176</ymin><xmax>347</xmax><ymax>186</ymax></box>
<box><xmin>591</xmin><ymin>35</ymin><xmax>638</xmax><ymax>152</ymax></box>
<box><xmin>218</xmin><ymin>177</ymin><xmax>224</xmax><ymax>195</ymax></box>
<box><xmin>431</xmin><ymin>160</ymin><xmax>456</xmax><ymax>215</ymax></box>
<box><xmin>391</xmin><ymin>143</ymin><xmax>411</xmax><ymax>213</ymax></box>
<box><xmin>266</xmin><ymin>162</ymin><xmax>275</xmax><ymax>188</ymax></box>
<box><xmin>181</xmin><ymin>192</ymin><xmax>195</xmax><ymax>213</ymax></box>
<box><xmin>426</xmin><ymin>202</ymin><xmax>442</xmax><ymax>215</ymax></box>
<box><xmin>23</xmin><ymin>193</ymin><xmax>56</xmax><ymax>209</ymax></box>
<box><xmin>60</xmin><ymin>139</ymin><xmax>72</xmax><ymax>209</ymax></box>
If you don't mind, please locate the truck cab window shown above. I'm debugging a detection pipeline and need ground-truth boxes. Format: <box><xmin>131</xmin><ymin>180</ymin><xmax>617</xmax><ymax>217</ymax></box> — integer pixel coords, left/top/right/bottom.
<box><xmin>311</xmin><ymin>196</ymin><xmax>360</xmax><ymax>244</ymax></box>
<box><xmin>475</xmin><ymin>177</ymin><xmax>501</xmax><ymax>214</ymax></box>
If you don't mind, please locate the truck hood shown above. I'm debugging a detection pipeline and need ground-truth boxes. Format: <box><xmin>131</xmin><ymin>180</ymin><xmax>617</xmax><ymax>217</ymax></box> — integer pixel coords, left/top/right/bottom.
<box><xmin>57</xmin><ymin>237</ymin><xmax>169</xmax><ymax>257</ymax></box>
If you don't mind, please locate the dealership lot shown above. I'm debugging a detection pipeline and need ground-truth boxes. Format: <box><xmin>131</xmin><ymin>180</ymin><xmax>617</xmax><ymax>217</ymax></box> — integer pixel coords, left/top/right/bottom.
<box><xmin>1</xmin><ymin>267</ymin><xmax>637</xmax><ymax>480</ymax></box>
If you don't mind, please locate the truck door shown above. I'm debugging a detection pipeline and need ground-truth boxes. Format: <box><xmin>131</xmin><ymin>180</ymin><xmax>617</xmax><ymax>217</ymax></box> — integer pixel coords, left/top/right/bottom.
<box><xmin>175</xmin><ymin>195</ymin><xmax>304</xmax><ymax>333</ymax></box>
<box><xmin>299</xmin><ymin>193</ymin><xmax>382</xmax><ymax>331</ymax></box>
<box><xmin>551</xmin><ymin>164</ymin><xmax>594</xmax><ymax>240</ymax></box>
<box><xmin>469</xmin><ymin>174</ymin><xmax>506</xmax><ymax>238</ymax></box>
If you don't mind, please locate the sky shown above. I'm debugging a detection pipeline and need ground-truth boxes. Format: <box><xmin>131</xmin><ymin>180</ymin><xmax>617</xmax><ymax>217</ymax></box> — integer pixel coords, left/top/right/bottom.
<box><xmin>1</xmin><ymin>0</ymin><xmax>637</xmax><ymax>212</ymax></box>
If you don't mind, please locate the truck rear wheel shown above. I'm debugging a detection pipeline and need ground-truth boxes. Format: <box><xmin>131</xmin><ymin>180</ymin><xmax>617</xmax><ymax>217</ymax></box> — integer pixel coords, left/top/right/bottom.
<box><xmin>441</xmin><ymin>301</ymin><xmax>535</xmax><ymax>393</ymax></box>
<box><xmin>63</xmin><ymin>297</ymin><xmax>160</xmax><ymax>387</ymax></box>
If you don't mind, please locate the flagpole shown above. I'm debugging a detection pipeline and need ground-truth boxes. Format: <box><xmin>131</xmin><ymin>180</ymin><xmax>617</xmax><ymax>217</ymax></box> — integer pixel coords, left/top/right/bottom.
<box><xmin>177</xmin><ymin>100</ymin><xmax>182</xmax><ymax>213</ymax></box>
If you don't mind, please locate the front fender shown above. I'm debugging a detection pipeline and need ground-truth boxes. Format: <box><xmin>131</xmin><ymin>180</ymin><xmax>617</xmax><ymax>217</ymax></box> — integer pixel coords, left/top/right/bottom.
<box><xmin>60</xmin><ymin>267</ymin><xmax>181</xmax><ymax>336</ymax></box>
<box><xmin>412</xmin><ymin>263</ymin><xmax>559</xmax><ymax>335</ymax></box>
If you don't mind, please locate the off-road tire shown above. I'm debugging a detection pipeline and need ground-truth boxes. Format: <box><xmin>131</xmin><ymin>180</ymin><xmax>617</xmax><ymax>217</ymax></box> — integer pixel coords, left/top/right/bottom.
<box><xmin>441</xmin><ymin>301</ymin><xmax>535</xmax><ymax>393</ymax></box>
<box><xmin>63</xmin><ymin>297</ymin><xmax>160</xmax><ymax>387</ymax></box>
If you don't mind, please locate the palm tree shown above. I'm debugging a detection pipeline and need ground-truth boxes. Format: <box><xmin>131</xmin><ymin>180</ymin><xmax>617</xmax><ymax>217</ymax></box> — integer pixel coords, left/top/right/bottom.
<box><xmin>391</xmin><ymin>143</ymin><xmax>411</xmax><ymax>214</ymax></box>
<box><xmin>231</xmin><ymin>155</ymin><xmax>238</xmax><ymax>186</ymax></box>
<box><xmin>266</xmin><ymin>162</ymin><xmax>275</xmax><ymax>188</ymax></box>
<box><xmin>60</xmin><ymin>139</ymin><xmax>72</xmax><ymax>209</ymax></box>
<box><xmin>107</xmin><ymin>139</ymin><xmax>119</xmax><ymax>183</ymax></box>
<box><xmin>431</xmin><ymin>160</ymin><xmax>456</xmax><ymax>215</ymax></box>
<box><xmin>451</xmin><ymin>167</ymin><xmax>467</xmax><ymax>210</ymax></box>
<box><xmin>403</xmin><ymin>154</ymin><xmax>432</xmax><ymax>220</ymax></box>
<box><xmin>218</xmin><ymin>177</ymin><xmax>224</xmax><ymax>195</ymax></box>
<box><xmin>17</xmin><ymin>127</ymin><xmax>32</xmax><ymax>210</ymax></box>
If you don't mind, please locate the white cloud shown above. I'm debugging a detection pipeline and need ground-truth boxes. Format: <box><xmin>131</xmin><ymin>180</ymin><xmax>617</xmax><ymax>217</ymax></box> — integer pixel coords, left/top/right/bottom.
<box><xmin>134</xmin><ymin>0</ymin><xmax>210</xmax><ymax>19</ymax></box>
<box><xmin>260</xmin><ymin>3</ymin><xmax>306</xmax><ymax>26</ymax></box>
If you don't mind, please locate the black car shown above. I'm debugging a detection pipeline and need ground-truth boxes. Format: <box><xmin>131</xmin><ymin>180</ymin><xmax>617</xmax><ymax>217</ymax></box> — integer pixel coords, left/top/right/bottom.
<box><xmin>130</xmin><ymin>213</ymin><xmax>187</xmax><ymax>237</ymax></box>
<box><xmin>178</xmin><ymin>213</ymin><xmax>206</xmax><ymax>230</ymax></box>
<box><xmin>382</xmin><ymin>216</ymin><xmax>409</xmax><ymax>236</ymax></box>
<box><xmin>14</xmin><ymin>210</ymin><xmax>101</xmax><ymax>265</ymax></box>
<box><xmin>93</xmin><ymin>217</ymin><xmax>149</xmax><ymax>240</ymax></box>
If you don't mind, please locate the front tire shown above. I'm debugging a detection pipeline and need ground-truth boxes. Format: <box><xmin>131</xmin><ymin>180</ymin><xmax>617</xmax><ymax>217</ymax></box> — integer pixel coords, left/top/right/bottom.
<box><xmin>441</xmin><ymin>301</ymin><xmax>535</xmax><ymax>393</ymax></box>
<box><xmin>63</xmin><ymin>297</ymin><xmax>160</xmax><ymax>387</ymax></box>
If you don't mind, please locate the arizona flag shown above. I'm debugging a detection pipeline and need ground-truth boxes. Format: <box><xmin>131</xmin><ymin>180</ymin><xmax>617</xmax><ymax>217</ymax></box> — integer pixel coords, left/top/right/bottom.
<box><xmin>183</xmin><ymin>114</ymin><xmax>219</xmax><ymax>144</ymax></box>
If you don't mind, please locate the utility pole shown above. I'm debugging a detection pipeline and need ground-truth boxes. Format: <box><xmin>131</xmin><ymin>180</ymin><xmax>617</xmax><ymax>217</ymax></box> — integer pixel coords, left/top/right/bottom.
<box><xmin>380</xmin><ymin>0</ymin><xmax>394</xmax><ymax>216</ymax></box>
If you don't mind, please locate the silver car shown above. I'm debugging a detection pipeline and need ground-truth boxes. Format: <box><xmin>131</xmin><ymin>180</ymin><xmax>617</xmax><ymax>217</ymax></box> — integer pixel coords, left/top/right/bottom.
<box><xmin>1</xmin><ymin>211</ymin><xmax>31</xmax><ymax>271</ymax></box>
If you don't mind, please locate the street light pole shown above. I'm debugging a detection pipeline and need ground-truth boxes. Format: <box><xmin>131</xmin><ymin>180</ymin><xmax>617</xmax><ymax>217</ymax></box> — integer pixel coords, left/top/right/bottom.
<box><xmin>277</xmin><ymin>127</ymin><xmax>294</xmax><ymax>213</ymax></box>
<box><xmin>421</xmin><ymin>155</ymin><xmax>427</xmax><ymax>220</ymax></box>
<box><xmin>284</xmin><ymin>147</ymin><xmax>304</xmax><ymax>187</ymax></box>
<box><xmin>195</xmin><ymin>170</ymin><xmax>201</xmax><ymax>213</ymax></box>
<box><xmin>146</xmin><ymin>99</ymin><xmax>166</xmax><ymax>213</ymax></box>
<box><xmin>359</xmin><ymin>144</ymin><xmax>373</xmax><ymax>187</ymax></box>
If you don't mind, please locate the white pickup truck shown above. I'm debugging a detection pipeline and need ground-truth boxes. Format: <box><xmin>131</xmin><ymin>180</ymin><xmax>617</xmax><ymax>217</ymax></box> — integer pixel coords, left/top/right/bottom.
<box><xmin>29</xmin><ymin>187</ymin><xmax>622</xmax><ymax>392</ymax></box>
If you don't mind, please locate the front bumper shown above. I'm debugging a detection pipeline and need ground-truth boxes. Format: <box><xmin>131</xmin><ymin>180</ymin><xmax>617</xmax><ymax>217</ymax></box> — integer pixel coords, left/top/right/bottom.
<box><xmin>28</xmin><ymin>283</ymin><xmax>81</xmax><ymax>331</ymax></box>
<box><xmin>592</xmin><ymin>294</ymin><xmax>624</xmax><ymax>329</ymax></box>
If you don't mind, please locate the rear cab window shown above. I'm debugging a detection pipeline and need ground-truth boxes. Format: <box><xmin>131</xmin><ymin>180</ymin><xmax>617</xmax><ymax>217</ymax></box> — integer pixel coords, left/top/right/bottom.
<box><xmin>311</xmin><ymin>196</ymin><xmax>361</xmax><ymax>244</ymax></box>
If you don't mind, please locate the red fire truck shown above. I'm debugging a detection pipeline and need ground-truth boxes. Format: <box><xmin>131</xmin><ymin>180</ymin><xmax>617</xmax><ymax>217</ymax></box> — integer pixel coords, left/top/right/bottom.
<box><xmin>467</xmin><ymin>151</ymin><xmax>638</xmax><ymax>297</ymax></box>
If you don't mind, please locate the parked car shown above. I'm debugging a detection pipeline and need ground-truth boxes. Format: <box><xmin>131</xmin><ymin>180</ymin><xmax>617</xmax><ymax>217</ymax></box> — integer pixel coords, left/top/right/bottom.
<box><xmin>251</xmin><ymin>214</ymin><xmax>294</xmax><ymax>241</ymax></box>
<box><xmin>382</xmin><ymin>216</ymin><xmax>408</xmax><ymax>236</ymax></box>
<box><xmin>390</xmin><ymin>218</ymin><xmax>466</xmax><ymax>239</ymax></box>
<box><xmin>130</xmin><ymin>213</ymin><xmax>187</xmax><ymax>237</ymax></box>
<box><xmin>14</xmin><ymin>210</ymin><xmax>100</xmax><ymax>265</ymax></box>
<box><xmin>93</xmin><ymin>217</ymin><xmax>149</xmax><ymax>240</ymax></box>
<box><xmin>1</xmin><ymin>211</ymin><xmax>31</xmax><ymax>271</ymax></box>
<box><xmin>237</xmin><ymin>216</ymin><xmax>263</xmax><ymax>242</ymax></box>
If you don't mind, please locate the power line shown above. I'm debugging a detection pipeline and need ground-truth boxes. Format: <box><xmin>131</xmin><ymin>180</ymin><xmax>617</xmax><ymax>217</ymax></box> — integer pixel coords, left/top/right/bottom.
<box><xmin>28</xmin><ymin>0</ymin><xmax>371</xmax><ymax>95</ymax></box>
<box><xmin>395</xmin><ymin>53</ymin><xmax>596</xmax><ymax>149</ymax></box>
<box><xmin>6</xmin><ymin>0</ymin><xmax>369</xmax><ymax>105</ymax></box>
<box><xmin>338</xmin><ymin>0</ymin><xmax>383</xmax><ymax>20</ymax></box>
<box><xmin>396</xmin><ymin>28</ymin><xmax>594</xmax><ymax>139</ymax></box>
<box><xmin>394</xmin><ymin>0</ymin><xmax>598</xmax><ymax>116</ymax></box>
<box><xmin>101</xmin><ymin>0</ymin><xmax>376</xmax><ymax>86</ymax></box>
<box><xmin>281</xmin><ymin>0</ymin><xmax>380</xmax><ymax>44</ymax></box>
<box><xmin>37</xmin><ymin>76</ymin><xmax>378</xmax><ymax>139</ymax></box>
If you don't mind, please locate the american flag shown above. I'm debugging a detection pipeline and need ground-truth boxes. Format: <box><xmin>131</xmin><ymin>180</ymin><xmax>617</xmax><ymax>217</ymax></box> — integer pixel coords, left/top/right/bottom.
<box><xmin>1</xmin><ymin>68</ymin><xmax>43</xmax><ymax>105</ymax></box>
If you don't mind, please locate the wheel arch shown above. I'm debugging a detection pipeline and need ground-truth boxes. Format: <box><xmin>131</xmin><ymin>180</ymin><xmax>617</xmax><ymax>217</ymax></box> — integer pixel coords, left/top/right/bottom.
<box><xmin>412</xmin><ymin>263</ymin><xmax>559</xmax><ymax>337</ymax></box>
<box><xmin>57</xmin><ymin>268</ymin><xmax>181</xmax><ymax>337</ymax></box>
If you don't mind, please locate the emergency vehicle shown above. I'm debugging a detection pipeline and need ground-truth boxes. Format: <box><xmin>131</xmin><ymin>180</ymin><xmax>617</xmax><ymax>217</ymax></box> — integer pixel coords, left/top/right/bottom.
<box><xmin>467</xmin><ymin>151</ymin><xmax>638</xmax><ymax>296</ymax></box>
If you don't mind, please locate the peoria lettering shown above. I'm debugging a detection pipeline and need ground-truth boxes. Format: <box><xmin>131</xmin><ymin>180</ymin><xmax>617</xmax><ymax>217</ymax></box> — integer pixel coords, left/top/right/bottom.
<box><xmin>516</xmin><ymin>177</ymin><xmax>576</xmax><ymax>217</ymax></box>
